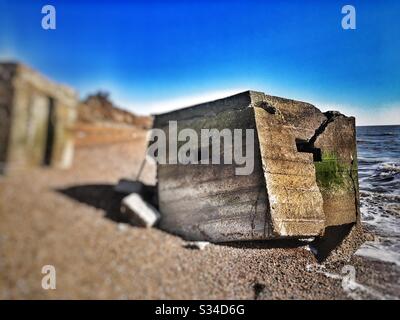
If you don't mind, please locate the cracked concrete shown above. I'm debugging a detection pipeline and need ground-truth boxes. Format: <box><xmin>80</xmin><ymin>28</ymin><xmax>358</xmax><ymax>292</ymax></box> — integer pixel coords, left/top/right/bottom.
<box><xmin>153</xmin><ymin>91</ymin><xmax>360</xmax><ymax>247</ymax></box>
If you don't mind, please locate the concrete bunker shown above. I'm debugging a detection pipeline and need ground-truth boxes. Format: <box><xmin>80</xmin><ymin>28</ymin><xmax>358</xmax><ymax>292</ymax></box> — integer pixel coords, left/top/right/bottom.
<box><xmin>0</xmin><ymin>62</ymin><xmax>78</xmax><ymax>174</ymax></box>
<box><xmin>151</xmin><ymin>91</ymin><xmax>360</xmax><ymax>242</ymax></box>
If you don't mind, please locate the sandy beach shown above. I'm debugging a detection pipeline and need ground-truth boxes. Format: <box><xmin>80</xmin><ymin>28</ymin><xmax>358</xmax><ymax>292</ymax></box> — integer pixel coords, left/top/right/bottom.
<box><xmin>1</xmin><ymin>128</ymin><xmax>399</xmax><ymax>300</ymax></box>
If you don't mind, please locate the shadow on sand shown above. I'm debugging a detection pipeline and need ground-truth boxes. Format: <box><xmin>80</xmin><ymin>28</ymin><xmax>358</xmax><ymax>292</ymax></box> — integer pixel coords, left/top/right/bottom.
<box><xmin>56</xmin><ymin>183</ymin><xmax>354</xmax><ymax>262</ymax></box>
<box><xmin>57</xmin><ymin>184</ymin><xmax>129</xmax><ymax>223</ymax></box>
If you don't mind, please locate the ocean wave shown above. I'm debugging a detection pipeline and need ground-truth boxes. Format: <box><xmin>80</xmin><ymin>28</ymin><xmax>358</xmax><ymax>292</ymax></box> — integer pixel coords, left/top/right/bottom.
<box><xmin>306</xmin><ymin>263</ymin><xmax>397</xmax><ymax>299</ymax></box>
<box><xmin>360</xmin><ymin>132</ymin><xmax>397</xmax><ymax>137</ymax></box>
<box><xmin>358</xmin><ymin>157</ymin><xmax>382</xmax><ymax>164</ymax></box>
<box><xmin>378</xmin><ymin>163</ymin><xmax>400</xmax><ymax>173</ymax></box>
<box><xmin>356</xmin><ymin>242</ymin><xmax>400</xmax><ymax>268</ymax></box>
<box><xmin>367</xmin><ymin>162</ymin><xmax>400</xmax><ymax>183</ymax></box>
<box><xmin>356</xmin><ymin>126</ymin><xmax>400</xmax><ymax>275</ymax></box>
<box><xmin>360</xmin><ymin>190</ymin><xmax>400</xmax><ymax>244</ymax></box>
<box><xmin>360</xmin><ymin>191</ymin><xmax>400</xmax><ymax>202</ymax></box>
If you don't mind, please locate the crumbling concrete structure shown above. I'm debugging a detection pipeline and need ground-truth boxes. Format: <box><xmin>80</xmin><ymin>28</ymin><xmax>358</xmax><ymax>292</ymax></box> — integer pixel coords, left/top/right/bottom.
<box><xmin>0</xmin><ymin>62</ymin><xmax>78</xmax><ymax>173</ymax></box>
<box><xmin>153</xmin><ymin>91</ymin><xmax>359</xmax><ymax>242</ymax></box>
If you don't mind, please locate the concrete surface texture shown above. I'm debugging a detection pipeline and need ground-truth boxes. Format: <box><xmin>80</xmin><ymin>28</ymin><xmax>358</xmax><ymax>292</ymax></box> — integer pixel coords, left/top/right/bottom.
<box><xmin>153</xmin><ymin>91</ymin><xmax>358</xmax><ymax>242</ymax></box>
<box><xmin>0</xmin><ymin>62</ymin><xmax>78</xmax><ymax>173</ymax></box>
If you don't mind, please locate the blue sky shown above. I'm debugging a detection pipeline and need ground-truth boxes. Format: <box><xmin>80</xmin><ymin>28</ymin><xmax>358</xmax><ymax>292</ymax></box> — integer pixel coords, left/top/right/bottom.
<box><xmin>1</xmin><ymin>0</ymin><xmax>399</xmax><ymax>124</ymax></box>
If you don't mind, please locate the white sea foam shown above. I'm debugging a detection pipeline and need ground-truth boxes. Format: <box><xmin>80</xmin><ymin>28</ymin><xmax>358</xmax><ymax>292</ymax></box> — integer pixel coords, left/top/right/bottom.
<box><xmin>356</xmin><ymin>242</ymin><xmax>400</xmax><ymax>267</ymax></box>
<box><xmin>359</xmin><ymin>194</ymin><xmax>400</xmax><ymax>266</ymax></box>
<box><xmin>306</xmin><ymin>264</ymin><xmax>397</xmax><ymax>300</ymax></box>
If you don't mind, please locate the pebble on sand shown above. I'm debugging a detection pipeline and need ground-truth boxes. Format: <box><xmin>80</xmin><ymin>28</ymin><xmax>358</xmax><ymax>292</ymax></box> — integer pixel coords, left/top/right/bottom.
<box><xmin>184</xmin><ymin>241</ymin><xmax>210</xmax><ymax>250</ymax></box>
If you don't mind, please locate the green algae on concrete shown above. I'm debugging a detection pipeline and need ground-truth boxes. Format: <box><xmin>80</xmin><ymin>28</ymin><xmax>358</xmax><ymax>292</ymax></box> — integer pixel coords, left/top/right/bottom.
<box><xmin>315</xmin><ymin>151</ymin><xmax>347</xmax><ymax>189</ymax></box>
<box><xmin>314</xmin><ymin>151</ymin><xmax>358</xmax><ymax>191</ymax></box>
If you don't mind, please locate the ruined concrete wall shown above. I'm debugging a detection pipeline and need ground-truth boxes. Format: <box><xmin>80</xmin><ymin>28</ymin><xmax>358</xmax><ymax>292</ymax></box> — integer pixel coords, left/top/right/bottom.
<box><xmin>252</xmin><ymin>97</ymin><xmax>326</xmax><ymax>237</ymax></box>
<box><xmin>313</xmin><ymin>113</ymin><xmax>359</xmax><ymax>226</ymax></box>
<box><xmin>0</xmin><ymin>64</ymin><xmax>16</xmax><ymax>172</ymax></box>
<box><xmin>155</xmin><ymin>92</ymin><xmax>272</xmax><ymax>241</ymax></box>
<box><xmin>7</xmin><ymin>76</ymin><xmax>50</xmax><ymax>168</ymax></box>
<box><xmin>51</xmin><ymin>101</ymin><xmax>77</xmax><ymax>168</ymax></box>
<box><xmin>0</xmin><ymin>62</ymin><xmax>78</xmax><ymax>172</ymax></box>
<box><xmin>251</xmin><ymin>92</ymin><xmax>358</xmax><ymax>236</ymax></box>
<box><xmin>154</xmin><ymin>90</ymin><xmax>359</xmax><ymax>242</ymax></box>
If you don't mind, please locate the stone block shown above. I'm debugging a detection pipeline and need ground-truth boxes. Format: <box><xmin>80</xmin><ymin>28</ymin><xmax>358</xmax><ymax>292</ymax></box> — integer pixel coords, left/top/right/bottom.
<box><xmin>151</xmin><ymin>90</ymin><xmax>359</xmax><ymax>242</ymax></box>
<box><xmin>121</xmin><ymin>193</ymin><xmax>160</xmax><ymax>227</ymax></box>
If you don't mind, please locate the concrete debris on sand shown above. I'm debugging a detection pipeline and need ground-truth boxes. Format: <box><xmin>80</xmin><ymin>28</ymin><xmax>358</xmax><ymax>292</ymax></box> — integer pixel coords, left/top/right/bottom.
<box><xmin>2</xmin><ymin>61</ymin><xmax>391</xmax><ymax>299</ymax></box>
<box><xmin>120</xmin><ymin>193</ymin><xmax>160</xmax><ymax>227</ymax></box>
<box><xmin>117</xmin><ymin>223</ymin><xmax>129</xmax><ymax>232</ymax></box>
<box><xmin>184</xmin><ymin>241</ymin><xmax>210</xmax><ymax>250</ymax></box>
<box><xmin>153</xmin><ymin>90</ymin><xmax>360</xmax><ymax>248</ymax></box>
<box><xmin>2</xmin><ymin>126</ymin><xmax>398</xmax><ymax>299</ymax></box>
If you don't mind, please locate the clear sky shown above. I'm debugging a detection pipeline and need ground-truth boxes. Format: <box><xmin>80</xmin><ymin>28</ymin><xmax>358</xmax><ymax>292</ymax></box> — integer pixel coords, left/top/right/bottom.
<box><xmin>1</xmin><ymin>0</ymin><xmax>399</xmax><ymax>125</ymax></box>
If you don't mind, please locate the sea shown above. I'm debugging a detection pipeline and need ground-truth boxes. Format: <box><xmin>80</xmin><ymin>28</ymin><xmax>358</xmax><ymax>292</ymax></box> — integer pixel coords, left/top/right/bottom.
<box><xmin>356</xmin><ymin>125</ymin><xmax>400</xmax><ymax>267</ymax></box>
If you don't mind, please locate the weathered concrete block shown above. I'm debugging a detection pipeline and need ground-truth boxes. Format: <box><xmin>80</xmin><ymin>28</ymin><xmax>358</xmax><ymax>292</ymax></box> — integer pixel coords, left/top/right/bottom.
<box><xmin>152</xmin><ymin>90</ymin><xmax>359</xmax><ymax>242</ymax></box>
<box><xmin>121</xmin><ymin>193</ymin><xmax>160</xmax><ymax>227</ymax></box>
<box><xmin>0</xmin><ymin>62</ymin><xmax>78</xmax><ymax>173</ymax></box>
